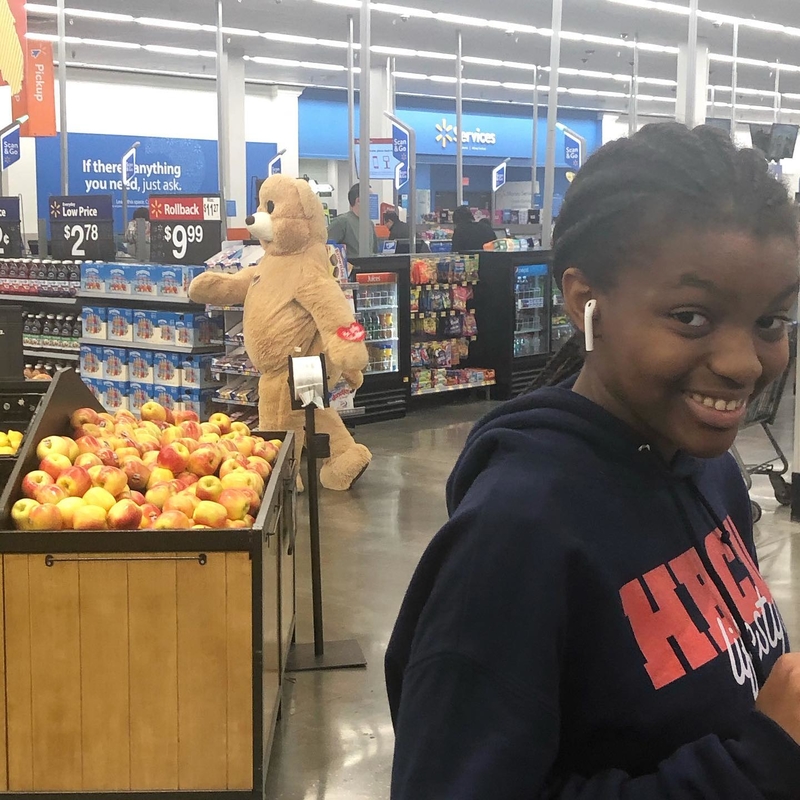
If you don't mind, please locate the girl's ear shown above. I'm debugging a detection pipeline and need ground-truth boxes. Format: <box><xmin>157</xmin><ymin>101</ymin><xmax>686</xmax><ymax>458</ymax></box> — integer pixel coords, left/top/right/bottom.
<box><xmin>561</xmin><ymin>268</ymin><xmax>597</xmax><ymax>338</ymax></box>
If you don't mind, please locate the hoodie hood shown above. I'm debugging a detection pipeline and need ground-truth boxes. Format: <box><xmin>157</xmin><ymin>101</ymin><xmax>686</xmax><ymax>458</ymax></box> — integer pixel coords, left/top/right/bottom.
<box><xmin>447</xmin><ymin>381</ymin><xmax>702</xmax><ymax>515</ymax></box>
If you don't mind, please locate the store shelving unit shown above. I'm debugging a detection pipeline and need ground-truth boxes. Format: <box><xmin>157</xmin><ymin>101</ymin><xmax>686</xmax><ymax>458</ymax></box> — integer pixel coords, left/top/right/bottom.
<box><xmin>23</xmin><ymin>347</ymin><xmax>79</xmax><ymax>361</ymax></box>
<box><xmin>471</xmin><ymin>249</ymin><xmax>556</xmax><ymax>399</ymax></box>
<box><xmin>80</xmin><ymin>337</ymin><xmax>221</xmax><ymax>355</ymax></box>
<box><xmin>0</xmin><ymin>294</ymin><xmax>79</xmax><ymax>306</ymax></box>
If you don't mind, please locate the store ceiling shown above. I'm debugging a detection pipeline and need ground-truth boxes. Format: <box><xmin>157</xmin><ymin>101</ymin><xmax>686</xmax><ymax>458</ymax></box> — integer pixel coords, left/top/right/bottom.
<box><xmin>25</xmin><ymin>0</ymin><xmax>800</xmax><ymax>120</ymax></box>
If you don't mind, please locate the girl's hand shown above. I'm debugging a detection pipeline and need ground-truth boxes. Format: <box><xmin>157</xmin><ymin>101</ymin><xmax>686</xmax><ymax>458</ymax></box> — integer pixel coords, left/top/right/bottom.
<box><xmin>755</xmin><ymin>654</ymin><xmax>800</xmax><ymax>744</ymax></box>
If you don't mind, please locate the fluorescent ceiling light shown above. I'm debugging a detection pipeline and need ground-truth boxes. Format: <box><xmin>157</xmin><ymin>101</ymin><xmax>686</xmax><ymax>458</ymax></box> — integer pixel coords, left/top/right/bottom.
<box><xmin>80</xmin><ymin>38</ymin><xmax>141</xmax><ymax>50</ymax></box>
<box><xmin>221</xmin><ymin>27</ymin><xmax>261</xmax><ymax>37</ymax></box>
<box><xmin>464</xmin><ymin>78</ymin><xmax>502</xmax><ymax>87</ymax></box>
<box><xmin>26</xmin><ymin>3</ymin><xmax>135</xmax><ymax>22</ymax></box>
<box><xmin>25</xmin><ymin>31</ymin><xmax>80</xmax><ymax>44</ymax></box>
<box><xmin>143</xmin><ymin>44</ymin><xmax>214</xmax><ymax>58</ymax></box>
<box><xmin>605</xmin><ymin>0</ymin><xmax>800</xmax><ymax>39</ymax></box>
<box><xmin>137</xmin><ymin>17</ymin><xmax>202</xmax><ymax>32</ymax></box>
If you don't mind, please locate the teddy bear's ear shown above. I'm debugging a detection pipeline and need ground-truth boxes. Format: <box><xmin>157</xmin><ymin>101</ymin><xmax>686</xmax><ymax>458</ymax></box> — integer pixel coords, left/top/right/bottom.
<box><xmin>295</xmin><ymin>179</ymin><xmax>324</xmax><ymax>220</ymax></box>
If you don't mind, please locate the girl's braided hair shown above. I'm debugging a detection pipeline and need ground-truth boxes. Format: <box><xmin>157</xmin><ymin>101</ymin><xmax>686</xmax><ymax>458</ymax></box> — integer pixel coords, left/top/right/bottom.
<box><xmin>530</xmin><ymin>122</ymin><xmax>799</xmax><ymax>391</ymax></box>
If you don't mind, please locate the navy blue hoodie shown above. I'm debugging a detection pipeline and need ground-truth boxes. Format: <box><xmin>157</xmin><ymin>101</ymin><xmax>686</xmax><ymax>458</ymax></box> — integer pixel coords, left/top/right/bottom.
<box><xmin>386</xmin><ymin>384</ymin><xmax>800</xmax><ymax>799</ymax></box>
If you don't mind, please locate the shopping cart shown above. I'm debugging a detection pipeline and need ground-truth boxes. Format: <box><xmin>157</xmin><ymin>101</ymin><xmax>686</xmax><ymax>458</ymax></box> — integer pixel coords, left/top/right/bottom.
<box><xmin>730</xmin><ymin>326</ymin><xmax>796</xmax><ymax>523</ymax></box>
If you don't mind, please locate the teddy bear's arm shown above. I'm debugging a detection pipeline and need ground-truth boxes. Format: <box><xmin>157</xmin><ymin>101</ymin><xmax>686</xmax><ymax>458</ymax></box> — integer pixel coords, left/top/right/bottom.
<box><xmin>188</xmin><ymin>266</ymin><xmax>257</xmax><ymax>306</ymax></box>
<box><xmin>295</xmin><ymin>270</ymin><xmax>369</xmax><ymax>372</ymax></box>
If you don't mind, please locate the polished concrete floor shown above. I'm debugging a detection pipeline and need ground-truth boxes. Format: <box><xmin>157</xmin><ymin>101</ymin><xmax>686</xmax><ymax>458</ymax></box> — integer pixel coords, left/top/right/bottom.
<box><xmin>264</xmin><ymin>394</ymin><xmax>800</xmax><ymax>800</ymax></box>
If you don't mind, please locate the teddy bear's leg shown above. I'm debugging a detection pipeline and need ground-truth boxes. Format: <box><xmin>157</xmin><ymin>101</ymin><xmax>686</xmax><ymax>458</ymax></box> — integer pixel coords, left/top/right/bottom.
<box><xmin>257</xmin><ymin>374</ymin><xmax>305</xmax><ymax>490</ymax></box>
<box><xmin>314</xmin><ymin>408</ymin><xmax>372</xmax><ymax>491</ymax></box>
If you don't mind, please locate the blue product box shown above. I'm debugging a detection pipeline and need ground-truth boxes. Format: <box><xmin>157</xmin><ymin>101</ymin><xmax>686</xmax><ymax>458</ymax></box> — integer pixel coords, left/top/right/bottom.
<box><xmin>102</xmin><ymin>346</ymin><xmax>128</xmax><ymax>382</ymax></box>
<box><xmin>157</xmin><ymin>266</ymin><xmax>183</xmax><ymax>298</ymax></box>
<box><xmin>154</xmin><ymin>311</ymin><xmax>176</xmax><ymax>347</ymax></box>
<box><xmin>133</xmin><ymin>309</ymin><xmax>157</xmax><ymax>344</ymax></box>
<box><xmin>153</xmin><ymin>351</ymin><xmax>181</xmax><ymax>387</ymax></box>
<box><xmin>82</xmin><ymin>377</ymin><xmax>103</xmax><ymax>403</ymax></box>
<box><xmin>80</xmin><ymin>345</ymin><xmax>103</xmax><ymax>379</ymax></box>
<box><xmin>152</xmin><ymin>384</ymin><xmax>181</xmax><ymax>412</ymax></box>
<box><xmin>179</xmin><ymin>387</ymin><xmax>216</xmax><ymax>418</ymax></box>
<box><xmin>180</xmin><ymin>354</ymin><xmax>217</xmax><ymax>389</ymax></box>
<box><xmin>101</xmin><ymin>380</ymin><xmax>129</xmax><ymax>414</ymax></box>
<box><xmin>127</xmin><ymin>349</ymin><xmax>154</xmax><ymax>383</ymax></box>
<box><xmin>107</xmin><ymin>307</ymin><xmax>134</xmax><ymax>342</ymax></box>
<box><xmin>128</xmin><ymin>381</ymin><xmax>153</xmax><ymax>415</ymax></box>
<box><xmin>81</xmin><ymin>306</ymin><xmax>107</xmax><ymax>340</ymax></box>
<box><xmin>106</xmin><ymin>263</ymin><xmax>132</xmax><ymax>294</ymax></box>
<box><xmin>80</xmin><ymin>261</ymin><xmax>105</xmax><ymax>293</ymax></box>
<box><xmin>132</xmin><ymin>264</ymin><xmax>159</xmax><ymax>297</ymax></box>
<box><xmin>174</xmin><ymin>313</ymin><xmax>216</xmax><ymax>348</ymax></box>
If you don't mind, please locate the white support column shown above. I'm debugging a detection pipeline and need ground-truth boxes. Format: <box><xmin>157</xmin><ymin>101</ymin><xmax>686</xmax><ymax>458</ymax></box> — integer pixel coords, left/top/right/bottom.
<box><xmin>263</xmin><ymin>87</ymin><xmax>301</xmax><ymax>178</ymax></box>
<box><xmin>369</xmin><ymin>60</ymin><xmax>393</xmax><ymax>208</ymax></box>
<box><xmin>676</xmin><ymin>41</ymin><xmax>709</xmax><ymax>128</ymax></box>
<box><xmin>224</xmin><ymin>50</ymin><xmax>247</xmax><ymax>227</ymax></box>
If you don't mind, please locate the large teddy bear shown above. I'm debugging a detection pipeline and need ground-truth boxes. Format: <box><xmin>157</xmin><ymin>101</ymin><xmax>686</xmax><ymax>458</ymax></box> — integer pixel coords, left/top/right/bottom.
<box><xmin>188</xmin><ymin>175</ymin><xmax>372</xmax><ymax>491</ymax></box>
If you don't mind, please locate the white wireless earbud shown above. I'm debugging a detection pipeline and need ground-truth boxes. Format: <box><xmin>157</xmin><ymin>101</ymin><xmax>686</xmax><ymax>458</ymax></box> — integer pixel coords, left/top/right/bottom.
<box><xmin>584</xmin><ymin>299</ymin><xmax>597</xmax><ymax>352</ymax></box>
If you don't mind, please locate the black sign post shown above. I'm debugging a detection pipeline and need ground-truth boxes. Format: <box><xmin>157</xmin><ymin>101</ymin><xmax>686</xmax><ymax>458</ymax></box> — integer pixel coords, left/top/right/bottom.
<box><xmin>149</xmin><ymin>194</ymin><xmax>223</xmax><ymax>265</ymax></box>
<box><xmin>0</xmin><ymin>197</ymin><xmax>23</xmax><ymax>258</ymax></box>
<box><xmin>50</xmin><ymin>195</ymin><xmax>115</xmax><ymax>261</ymax></box>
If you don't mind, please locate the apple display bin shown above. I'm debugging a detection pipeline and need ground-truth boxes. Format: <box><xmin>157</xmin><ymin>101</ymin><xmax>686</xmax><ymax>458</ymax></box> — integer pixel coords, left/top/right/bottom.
<box><xmin>0</xmin><ymin>369</ymin><xmax>297</xmax><ymax>799</ymax></box>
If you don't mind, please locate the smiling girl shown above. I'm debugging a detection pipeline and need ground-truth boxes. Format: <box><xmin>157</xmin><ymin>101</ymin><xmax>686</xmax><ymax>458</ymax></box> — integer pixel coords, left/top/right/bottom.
<box><xmin>386</xmin><ymin>123</ymin><xmax>800</xmax><ymax>798</ymax></box>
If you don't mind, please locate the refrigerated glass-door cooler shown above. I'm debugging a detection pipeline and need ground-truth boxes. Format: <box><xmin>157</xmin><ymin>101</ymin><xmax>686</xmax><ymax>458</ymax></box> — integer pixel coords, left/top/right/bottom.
<box><xmin>471</xmin><ymin>251</ymin><xmax>554</xmax><ymax>399</ymax></box>
<box><xmin>349</xmin><ymin>256</ymin><xmax>411</xmax><ymax>421</ymax></box>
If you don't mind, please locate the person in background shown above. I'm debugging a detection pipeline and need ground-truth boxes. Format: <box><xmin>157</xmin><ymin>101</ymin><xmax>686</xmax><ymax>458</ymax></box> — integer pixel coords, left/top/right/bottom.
<box><xmin>327</xmin><ymin>183</ymin><xmax>378</xmax><ymax>258</ymax></box>
<box><xmin>451</xmin><ymin>205</ymin><xmax>496</xmax><ymax>253</ymax></box>
<box><xmin>384</xmin><ymin>210</ymin><xmax>410</xmax><ymax>241</ymax></box>
<box><xmin>125</xmin><ymin>206</ymin><xmax>150</xmax><ymax>247</ymax></box>
<box><xmin>387</xmin><ymin>123</ymin><xmax>800</xmax><ymax>798</ymax></box>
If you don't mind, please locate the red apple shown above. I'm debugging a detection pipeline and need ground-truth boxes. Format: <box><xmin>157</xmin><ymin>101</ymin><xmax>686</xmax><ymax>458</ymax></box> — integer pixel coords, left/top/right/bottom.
<box><xmin>163</xmin><ymin>492</ymin><xmax>200</xmax><ymax>518</ymax></box>
<box><xmin>157</xmin><ymin>442</ymin><xmax>190</xmax><ymax>474</ymax></box>
<box><xmin>34</xmin><ymin>483</ymin><xmax>68</xmax><ymax>505</ymax></box>
<box><xmin>240</xmin><ymin>486</ymin><xmax>261</xmax><ymax>514</ymax></box>
<box><xmin>96</xmin><ymin>447</ymin><xmax>119</xmax><ymax>467</ymax></box>
<box><xmin>142</xmin><ymin>450</ymin><xmax>159</xmax><ymax>467</ymax></box>
<box><xmin>147</xmin><ymin>467</ymin><xmax>174</xmax><ymax>490</ymax></box>
<box><xmin>21</xmin><ymin>469</ymin><xmax>54</xmax><ymax>499</ymax></box>
<box><xmin>192</xmin><ymin>500</ymin><xmax>228</xmax><ymax>528</ymax></box>
<box><xmin>28</xmin><ymin>502</ymin><xmax>63</xmax><ymax>530</ymax></box>
<box><xmin>121</xmin><ymin>458</ymin><xmax>151</xmax><ymax>492</ymax></box>
<box><xmin>55</xmin><ymin>466</ymin><xmax>92</xmax><ymax>498</ymax></box>
<box><xmin>144</xmin><ymin>483</ymin><xmax>175</xmax><ymax>510</ymax></box>
<box><xmin>243</xmin><ymin>513</ymin><xmax>256</xmax><ymax>527</ymax></box>
<box><xmin>218</xmin><ymin>439</ymin><xmax>238</xmax><ymax>453</ymax></box>
<box><xmin>70</xmin><ymin>407</ymin><xmax>101</xmax><ymax>429</ymax></box>
<box><xmin>218</xmin><ymin>488</ymin><xmax>251</xmax><ymax>521</ymax></box>
<box><xmin>200</xmin><ymin>422</ymin><xmax>221</xmax><ymax>436</ymax></box>
<box><xmin>36</xmin><ymin>435</ymin><xmax>71</xmax><ymax>461</ymax></box>
<box><xmin>76</xmin><ymin>435</ymin><xmax>102</xmax><ymax>455</ymax></box>
<box><xmin>176</xmin><ymin>471</ymin><xmax>199</xmax><ymax>487</ymax></box>
<box><xmin>74</xmin><ymin>452</ymin><xmax>103</xmax><ymax>469</ymax></box>
<box><xmin>253</xmin><ymin>439</ymin><xmax>280</xmax><ymax>465</ymax></box>
<box><xmin>195</xmin><ymin>475</ymin><xmax>223</xmax><ymax>502</ymax></box>
<box><xmin>57</xmin><ymin>496</ymin><xmax>86</xmax><ymax>527</ymax></box>
<box><xmin>179</xmin><ymin>420</ymin><xmax>203</xmax><ymax>440</ymax></box>
<box><xmin>187</xmin><ymin>447</ymin><xmax>223</xmax><ymax>477</ymax></box>
<box><xmin>11</xmin><ymin>498</ymin><xmax>40</xmax><ymax>530</ymax></box>
<box><xmin>219</xmin><ymin>454</ymin><xmax>248</xmax><ymax>478</ymax></box>
<box><xmin>153</xmin><ymin>510</ymin><xmax>191</xmax><ymax>530</ymax></box>
<box><xmin>221</xmin><ymin>470</ymin><xmax>264</xmax><ymax>496</ymax></box>
<box><xmin>107</xmin><ymin>499</ymin><xmax>143</xmax><ymax>530</ymax></box>
<box><xmin>130</xmin><ymin>490</ymin><xmax>146</xmax><ymax>506</ymax></box>
<box><xmin>208</xmin><ymin>412</ymin><xmax>232</xmax><ymax>434</ymax></box>
<box><xmin>73</xmin><ymin>504</ymin><xmax>107</xmax><ymax>530</ymax></box>
<box><xmin>246</xmin><ymin>456</ymin><xmax>272</xmax><ymax>481</ymax></box>
<box><xmin>138</xmin><ymin>503</ymin><xmax>160</xmax><ymax>528</ymax></box>
<box><xmin>140</xmin><ymin>401</ymin><xmax>168</xmax><ymax>423</ymax></box>
<box><xmin>114</xmin><ymin>446</ymin><xmax>141</xmax><ymax>462</ymax></box>
<box><xmin>40</xmin><ymin>453</ymin><xmax>72</xmax><ymax>480</ymax></box>
<box><xmin>83</xmin><ymin>486</ymin><xmax>117</xmax><ymax>512</ymax></box>
<box><xmin>90</xmin><ymin>466</ymin><xmax>128</xmax><ymax>497</ymax></box>
<box><xmin>174</xmin><ymin>409</ymin><xmax>200</xmax><ymax>424</ymax></box>
<box><xmin>178</xmin><ymin>437</ymin><xmax>201</xmax><ymax>453</ymax></box>
<box><xmin>74</xmin><ymin>423</ymin><xmax>102</xmax><ymax>439</ymax></box>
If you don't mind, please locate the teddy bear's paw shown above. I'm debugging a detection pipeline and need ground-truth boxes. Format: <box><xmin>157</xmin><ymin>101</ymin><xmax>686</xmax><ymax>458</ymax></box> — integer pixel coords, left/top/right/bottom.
<box><xmin>319</xmin><ymin>444</ymin><xmax>372</xmax><ymax>491</ymax></box>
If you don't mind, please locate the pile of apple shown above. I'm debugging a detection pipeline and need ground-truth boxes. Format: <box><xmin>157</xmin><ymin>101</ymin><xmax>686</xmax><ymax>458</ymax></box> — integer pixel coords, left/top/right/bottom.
<box><xmin>10</xmin><ymin>402</ymin><xmax>281</xmax><ymax>532</ymax></box>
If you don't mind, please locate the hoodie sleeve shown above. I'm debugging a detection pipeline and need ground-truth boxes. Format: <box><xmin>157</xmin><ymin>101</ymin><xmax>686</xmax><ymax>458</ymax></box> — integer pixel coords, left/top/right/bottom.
<box><xmin>389</xmin><ymin>465</ymin><xmax>800</xmax><ymax>800</ymax></box>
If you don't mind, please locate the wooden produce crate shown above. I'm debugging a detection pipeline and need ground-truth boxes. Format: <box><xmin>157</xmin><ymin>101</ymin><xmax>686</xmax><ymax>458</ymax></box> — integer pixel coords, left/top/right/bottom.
<box><xmin>0</xmin><ymin>369</ymin><xmax>297</xmax><ymax>798</ymax></box>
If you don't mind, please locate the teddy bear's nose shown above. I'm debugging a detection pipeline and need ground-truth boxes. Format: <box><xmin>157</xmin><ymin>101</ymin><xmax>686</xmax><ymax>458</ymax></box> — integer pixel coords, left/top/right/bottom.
<box><xmin>245</xmin><ymin>215</ymin><xmax>255</xmax><ymax>226</ymax></box>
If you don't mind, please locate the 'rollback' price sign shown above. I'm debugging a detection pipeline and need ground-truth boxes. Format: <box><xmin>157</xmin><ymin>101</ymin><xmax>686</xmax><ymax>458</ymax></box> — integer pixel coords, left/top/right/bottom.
<box><xmin>0</xmin><ymin>197</ymin><xmax>23</xmax><ymax>258</ymax></box>
<box><xmin>149</xmin><ymin>194</ymin><xmax>222</xmax><ymax>265</ymax></box>
<box><xmin>50</xmin><ymin>195</ymin><xmax>115</xmax><ymax>261</ymax></box>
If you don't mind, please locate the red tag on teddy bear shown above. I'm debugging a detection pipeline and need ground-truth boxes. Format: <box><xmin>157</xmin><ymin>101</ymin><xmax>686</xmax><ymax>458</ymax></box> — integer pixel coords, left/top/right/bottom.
<box><xmin>337</xmin><ymin>322</ymin><xmax>366</xmax><ymax>342</ymax></box>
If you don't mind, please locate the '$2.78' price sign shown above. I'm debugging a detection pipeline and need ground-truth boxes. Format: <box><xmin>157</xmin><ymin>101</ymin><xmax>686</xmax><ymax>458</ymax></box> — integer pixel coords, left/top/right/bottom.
<box><xmin>149</xmin><ymin>194</ymin><xmax>222</xmax><ymax>265</ymax></box>
<box><xmin>63</xmin><ymin>223</ymin><xmax>99</xmax><ymax>257</ymax></box>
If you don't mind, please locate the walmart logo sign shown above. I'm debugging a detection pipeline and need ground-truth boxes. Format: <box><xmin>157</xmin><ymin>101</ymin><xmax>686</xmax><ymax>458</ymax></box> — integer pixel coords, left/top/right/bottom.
<box><xmin>434</xmin><ymin>118</ymin><xmax>497</xmax><ymax>150</ymax></box>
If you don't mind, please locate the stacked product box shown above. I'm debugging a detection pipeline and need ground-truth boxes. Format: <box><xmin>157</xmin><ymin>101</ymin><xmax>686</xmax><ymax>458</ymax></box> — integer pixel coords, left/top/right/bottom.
<box><xmin>80</xmin><ymin>262</ymin><xmax>205</xmax><ymax>297</ymax></box>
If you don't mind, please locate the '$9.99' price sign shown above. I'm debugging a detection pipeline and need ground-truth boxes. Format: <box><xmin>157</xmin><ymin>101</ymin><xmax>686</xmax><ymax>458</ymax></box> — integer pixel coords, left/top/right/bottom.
<box><xmin>149</xmin><ymin>194</ymin><xmax>222</xmax><ymax>265</ymax></box>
